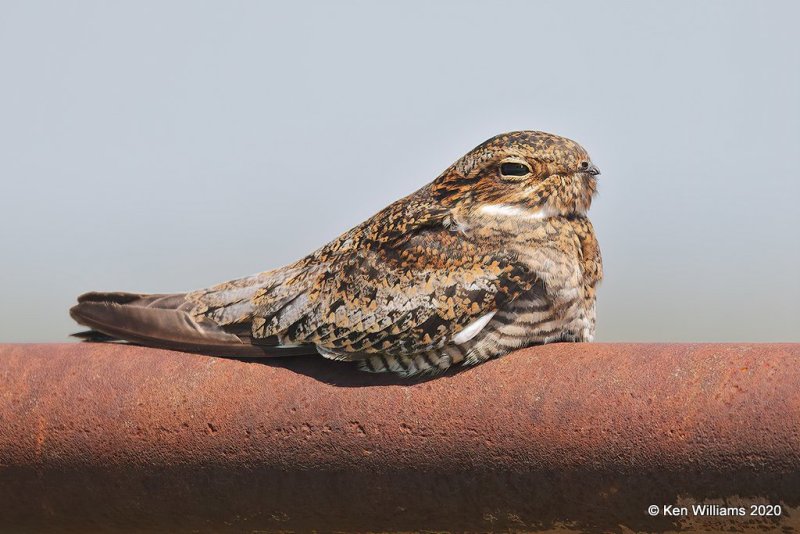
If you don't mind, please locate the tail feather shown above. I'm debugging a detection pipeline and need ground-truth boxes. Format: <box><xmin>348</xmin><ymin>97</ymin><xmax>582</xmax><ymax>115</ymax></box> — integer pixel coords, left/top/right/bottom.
<box><xmin>70</xmin><ymin>291</ymin><xmax>316</xmax><ymax>358</ymax></box>
<box><xmin>71</xmin><ymin>329</ymin><xmax>118</xmax><ymax>342</ymax></box>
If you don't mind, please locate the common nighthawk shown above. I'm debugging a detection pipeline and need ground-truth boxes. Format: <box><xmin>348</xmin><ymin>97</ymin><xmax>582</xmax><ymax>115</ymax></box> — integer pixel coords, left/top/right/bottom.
<box><xmin>71</xmin><ymin>131</ymin><xmax>602</xmax><ymax>376</ymax></box>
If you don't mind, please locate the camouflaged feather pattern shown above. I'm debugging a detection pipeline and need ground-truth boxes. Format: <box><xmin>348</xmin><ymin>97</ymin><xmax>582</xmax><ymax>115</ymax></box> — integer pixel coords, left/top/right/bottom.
<box><xmin>72</xmin><ymin>131</ymin><xmax>602</xmax><ymax>376</ymax></box>
<box><xmin>187</xmin><ymin>131</ymin><xmax>602</xmax><ymax>375</ymax></box>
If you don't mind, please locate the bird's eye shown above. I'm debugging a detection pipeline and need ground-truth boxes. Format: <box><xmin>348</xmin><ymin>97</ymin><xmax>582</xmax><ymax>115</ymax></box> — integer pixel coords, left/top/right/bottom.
<box><xmin>580</xmin><ymin>161</ymin><xmax>589</xmax><ymax>170</ymax></box>
<box><xmin>500</xmin><ymin>161</ymin><xmax>532</xmax><ymax>178</ymax></box>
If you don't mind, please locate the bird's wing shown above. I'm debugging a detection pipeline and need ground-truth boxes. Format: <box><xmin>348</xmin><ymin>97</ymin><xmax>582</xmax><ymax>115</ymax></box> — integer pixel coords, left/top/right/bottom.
<box><xmin>71</xmin><ymin>260</ymin><xmax>329</xmax><ymax>357</ymax></box>
<box><xmin>90</xmin><ymin>188</ymin><xmax>532</xmax><ymax>360</ymax></box>
<box><xmin>249</xmin><ymin>221</ymin><xmax>535</xmax><ymax>358</ymax></box>
<box><xmin>69</xmin><ymin>289</ymin><xmax>317</xmax><ymax>357</ymax></box>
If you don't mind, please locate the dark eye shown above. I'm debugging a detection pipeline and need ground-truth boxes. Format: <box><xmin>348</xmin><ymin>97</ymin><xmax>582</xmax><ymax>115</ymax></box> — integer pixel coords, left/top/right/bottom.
<box><xmin>500</xmin><ymin>161</ymin><xmax>531</xmax><ymax>177</ymax></box>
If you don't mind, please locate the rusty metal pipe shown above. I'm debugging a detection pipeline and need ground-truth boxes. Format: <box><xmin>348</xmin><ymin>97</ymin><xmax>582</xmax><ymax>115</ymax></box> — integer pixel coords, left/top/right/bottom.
<box><xmin>1</xmin><ymin>343</ymin><xmax>799</xmax><ymax>532</ymax></box>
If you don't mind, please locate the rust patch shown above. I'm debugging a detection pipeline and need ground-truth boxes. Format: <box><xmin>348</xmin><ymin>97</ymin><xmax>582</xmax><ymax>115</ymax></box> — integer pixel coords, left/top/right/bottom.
<box><xmin>0</xmin><ymin>342</ymin><xmax>798</xmax><ymax>532</ymax></box>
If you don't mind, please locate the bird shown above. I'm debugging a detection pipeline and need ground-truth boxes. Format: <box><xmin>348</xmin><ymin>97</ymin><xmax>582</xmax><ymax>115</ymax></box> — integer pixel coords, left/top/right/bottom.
<box><xmin>70</xmin><ymin>131</ymin><xmax>603</xmax><ymax>377</ymax></box>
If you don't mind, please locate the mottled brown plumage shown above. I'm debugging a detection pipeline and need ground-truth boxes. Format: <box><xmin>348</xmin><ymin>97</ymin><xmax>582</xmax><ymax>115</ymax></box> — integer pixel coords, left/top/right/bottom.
<box><xmin>71</xmin><ymin>131</ymin><xmax>603</xmax><ymax>376</ymax></box>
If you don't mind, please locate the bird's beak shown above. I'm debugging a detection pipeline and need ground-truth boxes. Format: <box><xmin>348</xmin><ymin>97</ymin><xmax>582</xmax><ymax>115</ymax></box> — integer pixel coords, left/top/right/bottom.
<box><xmin>585</xmin><ymin>163</ymin><xmax>601</xmax><ymax>176</ymax></box>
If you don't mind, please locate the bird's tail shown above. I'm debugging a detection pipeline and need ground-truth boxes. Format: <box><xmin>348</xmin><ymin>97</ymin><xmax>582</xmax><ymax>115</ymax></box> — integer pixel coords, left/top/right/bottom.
<box><xmin>69</xmin><ymin>291</ymin><xmax>315</xmax><ymax>358</ymax></box>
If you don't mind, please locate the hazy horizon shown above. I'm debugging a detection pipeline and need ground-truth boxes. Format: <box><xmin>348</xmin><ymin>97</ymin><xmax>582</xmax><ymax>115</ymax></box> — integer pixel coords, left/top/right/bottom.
<box><xmin>1</xmin><ymin>0</ymin><xmax>798</xmax><ymax>342</ymax></box>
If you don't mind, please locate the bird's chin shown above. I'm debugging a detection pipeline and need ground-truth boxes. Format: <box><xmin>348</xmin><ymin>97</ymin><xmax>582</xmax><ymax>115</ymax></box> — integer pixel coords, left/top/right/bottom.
<box><xmin>553</xmin><ymin>173</ymin><xmax>595</xmax><ymax>215</ymax></box>
<box><xmin>577</xmin><ymin>171</ymin><xmax>598</xmax><ymax>185</ymax></box>
<box><xmin>577</xmin><ymin>172</ymin><xmax>598</xmax><ymax>199</ymax></box>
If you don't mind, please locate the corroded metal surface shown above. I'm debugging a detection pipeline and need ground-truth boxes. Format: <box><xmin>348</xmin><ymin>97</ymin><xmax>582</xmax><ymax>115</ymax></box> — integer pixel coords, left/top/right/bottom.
<box><xmin>0</xmin><ymin>343</ymin><xmax>798</xmax><ymax>533</ymax></box>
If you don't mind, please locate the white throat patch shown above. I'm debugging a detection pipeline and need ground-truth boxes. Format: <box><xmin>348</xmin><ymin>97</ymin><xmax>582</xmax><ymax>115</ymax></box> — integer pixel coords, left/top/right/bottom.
<box><xmin>478</xmin><ymin>203</ymin><xmax>557</xmax><ymax>220</ymax></box>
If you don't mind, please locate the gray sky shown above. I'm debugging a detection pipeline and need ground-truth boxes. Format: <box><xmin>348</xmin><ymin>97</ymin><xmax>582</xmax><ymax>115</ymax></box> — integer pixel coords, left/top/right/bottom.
<box><xmin>1</xmin><ymin>0</ymin><xmax>798</xmax><ymax>342</ymax></box>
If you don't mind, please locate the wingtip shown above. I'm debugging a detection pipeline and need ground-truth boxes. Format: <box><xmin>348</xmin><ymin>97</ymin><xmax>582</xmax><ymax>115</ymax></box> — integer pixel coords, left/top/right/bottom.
<box><xmin>70</xmin><ymin>300</ymin><xmax>126</xmax><ymax>333</ymax></box>
<box><xmin>76</xmin><ymin>291</ymin><xmax>142</xmax><ymax>304</ymax></box>
<box><xmin>69</xmin><ymin>302</ymin><xmax>88</xmax><ymax>324</ymax></box>
<box><xmin>70</xmin><ymin>300</ymin><xmax>104</xmax><ymax>324</ymax></box>
<box><xmin>69</xmin><ymin>301</ymin><xmax>124</xmax><ymax>342</ymax></box>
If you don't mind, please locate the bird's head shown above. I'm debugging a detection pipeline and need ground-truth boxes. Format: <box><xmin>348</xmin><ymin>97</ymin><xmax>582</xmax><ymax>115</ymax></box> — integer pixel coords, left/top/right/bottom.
<box><xmin>433</xmin><ymin>131</ymin><xmax>599</xmax><ymax>217</ymax></box>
